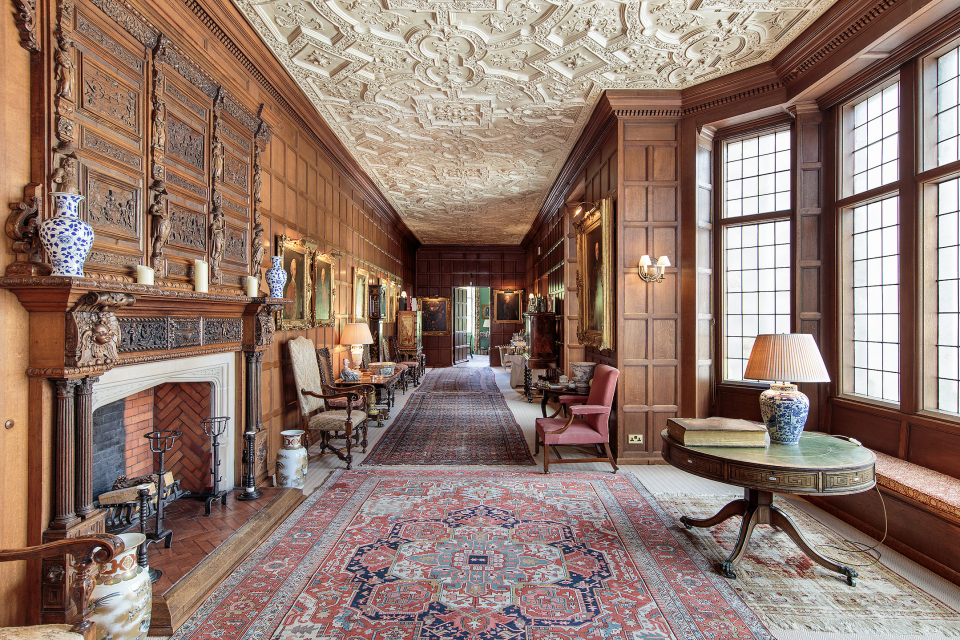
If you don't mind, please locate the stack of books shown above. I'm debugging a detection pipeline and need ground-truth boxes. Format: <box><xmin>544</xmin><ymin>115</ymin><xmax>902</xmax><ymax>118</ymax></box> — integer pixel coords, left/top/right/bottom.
<box><xmin>666</xmin><ymin>417</ymin><xmax>768</xmax><ymax>447</ymax></box>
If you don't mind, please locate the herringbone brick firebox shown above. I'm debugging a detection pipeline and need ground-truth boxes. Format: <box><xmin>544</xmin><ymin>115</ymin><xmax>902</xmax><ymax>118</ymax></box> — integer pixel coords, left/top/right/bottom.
<box><xmin>153</xmin><ymin>382</ymin><xmax>213</xmax><ymax>494</ymax></box>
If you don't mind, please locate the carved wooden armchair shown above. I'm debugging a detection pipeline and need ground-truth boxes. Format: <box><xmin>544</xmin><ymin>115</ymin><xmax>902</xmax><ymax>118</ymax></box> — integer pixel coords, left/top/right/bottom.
<box><xmin>289</xmin><ymin>337</ymin><xmax>372</xmax><ymax>469</ymax></box>
<box><xmin>0</xmin><ymin>534</ymin><xmax>124</xmax><ymax>640</ymax></box>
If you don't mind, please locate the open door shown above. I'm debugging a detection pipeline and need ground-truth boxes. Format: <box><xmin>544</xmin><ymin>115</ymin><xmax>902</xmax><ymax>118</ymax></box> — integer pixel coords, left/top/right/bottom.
<box><xmin>453</xmin><ymin>287</ymin><xmax>471</xmax><ymax>363</ymax></box>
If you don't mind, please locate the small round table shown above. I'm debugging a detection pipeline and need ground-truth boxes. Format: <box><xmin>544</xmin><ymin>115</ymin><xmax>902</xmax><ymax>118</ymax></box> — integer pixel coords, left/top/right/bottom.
<box><xmin>537</xmin><ymin>385</ymin><xmax>577</xmax><ymax>418</ymax></box>
<box><xmin>661</xmin><ymin>430</ymin><xmax>876</xmax><ymax>586</ymax></box>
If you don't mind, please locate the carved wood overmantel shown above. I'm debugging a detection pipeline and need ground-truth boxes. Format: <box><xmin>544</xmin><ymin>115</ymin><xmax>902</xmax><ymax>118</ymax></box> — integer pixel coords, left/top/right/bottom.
<box><xmin>0</xmin><ymin>276</ymin><xmax>285</xmax><ymax>624</ymax></box>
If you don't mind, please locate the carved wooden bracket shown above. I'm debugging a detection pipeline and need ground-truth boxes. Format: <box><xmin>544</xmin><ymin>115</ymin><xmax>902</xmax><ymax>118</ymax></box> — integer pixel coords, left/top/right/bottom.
<box><xmin>6</xmin><ymin>183</ymin><xmax>52</xmax><ymax>276</ymax></box>
<box><xmin>12</xmin><ymin>0</ymin><xmax>40</xmax><ymax>52</ymax></box>
<box><xmin>65</xmin><ymin>291</ymin><xmax>137</xmax><ymax>368</ymax></box>
<box><xmin>250</xmin><ymin>301</ymin><xmax>283</xmax><ymax>350</ymax></box>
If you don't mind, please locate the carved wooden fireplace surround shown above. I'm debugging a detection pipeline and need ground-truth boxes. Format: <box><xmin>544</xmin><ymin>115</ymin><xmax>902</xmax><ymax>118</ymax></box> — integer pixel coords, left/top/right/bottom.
<box><xmin>0</xmin><ymin>275</ymin><xmax>282</xmax><ymax>624</ymax></box>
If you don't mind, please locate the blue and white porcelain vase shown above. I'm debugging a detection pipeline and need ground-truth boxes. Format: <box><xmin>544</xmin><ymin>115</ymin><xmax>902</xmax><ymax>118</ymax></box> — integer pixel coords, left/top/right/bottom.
<box><xmin>759</xmin><ymin>383</ymin><xmax>810</xmax><ymax>445</ymax></box>
<box><xmin>266</xmin><ymin>256</ymin><xmax>287</xmax><ymax>298</ymax></box>
<box><xmin>39</xmin><ymin>192</ymin><xmax>93</xmax><ymax>277</ymax></box>
<box><xmin>89</xmin><ymin>532</ymin><xmax>152</xmax><ymax>640</ymax></box>
<box><xmin>276</xmin><ymin>430</ymin><xmax>307</xmax><ymax>489</ymax></box>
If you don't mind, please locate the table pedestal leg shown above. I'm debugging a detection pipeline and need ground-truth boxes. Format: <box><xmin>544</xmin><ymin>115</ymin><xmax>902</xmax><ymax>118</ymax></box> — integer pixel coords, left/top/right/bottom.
<box><xmin>680</xmin><ymin>488</ymin><xmax>858</xmax><ymax>586</ymax></box>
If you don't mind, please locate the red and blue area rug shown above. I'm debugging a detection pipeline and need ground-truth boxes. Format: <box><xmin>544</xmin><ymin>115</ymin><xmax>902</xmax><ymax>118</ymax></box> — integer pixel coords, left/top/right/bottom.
<box><xmin>171</xmin><ymin>470</ymin><xmax>773</xmax><ymax>640</ymax></box>
<box><xmin>362</xmin><ymin>367</ymin><xmax>534</xmax><ymax>466</ymax></box>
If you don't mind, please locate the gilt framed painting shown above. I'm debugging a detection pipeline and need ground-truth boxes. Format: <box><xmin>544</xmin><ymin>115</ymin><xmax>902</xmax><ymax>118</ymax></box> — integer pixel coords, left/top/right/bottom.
<box><xmin>277</xmin><ymin>234</ymin><xmax>312</xmax><ymax>331</ymax></box>
<box><xmin>353</xmin><ymin>267</ymin><xmax>369</xmax><ymax>321</ymax></box>
<box><xmin>492</xmin><ymin>289</ymin><xmax>523</xmax><ymax>324</ymax></box>
<box><xmin>420</xmin><ymin>296</ymin><xmax>451</xmax><ymax>336</ymax></box>
<box><xmin>313</xmin><ymin>252</ymin><xmax>335</xmax><ymax>327</ymax></box>
<box><xmin>575</xmin><ymin>197</ymin><xmax>614</xmax><ymax>351</ymax></box>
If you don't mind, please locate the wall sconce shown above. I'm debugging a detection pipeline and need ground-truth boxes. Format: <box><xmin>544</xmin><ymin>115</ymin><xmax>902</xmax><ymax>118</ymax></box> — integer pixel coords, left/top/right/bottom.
<box><xmin>638</xmin><ymin>255</ymin><xmax>670</xmax><ymax>283</ymax></box>
<box><xmin>571</xmin><ymin>201</ymin><xmax>599</xmax><ymax>217</ymax></box>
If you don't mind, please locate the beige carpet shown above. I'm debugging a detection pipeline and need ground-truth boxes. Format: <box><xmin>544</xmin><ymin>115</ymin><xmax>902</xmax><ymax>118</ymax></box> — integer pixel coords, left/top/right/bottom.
<box><xmin>655</xmin><ymin>493</ymin><xmax>960</xmax><ymax>637</ymax></box>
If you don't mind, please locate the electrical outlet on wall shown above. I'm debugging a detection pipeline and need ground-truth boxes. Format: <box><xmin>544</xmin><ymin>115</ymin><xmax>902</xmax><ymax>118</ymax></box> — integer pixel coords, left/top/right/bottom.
<box><xmin>628</xmin><ymin>434</ymin><xmax>643</xmax><ymax>444</ymax></box>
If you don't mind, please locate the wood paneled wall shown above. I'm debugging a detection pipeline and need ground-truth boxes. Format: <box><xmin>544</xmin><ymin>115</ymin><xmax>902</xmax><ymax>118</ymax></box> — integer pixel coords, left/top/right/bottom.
<box><xmin>0</xmin><ymin>7</ymin><xmax>33</xmax><ymax>626</ymax></box>
<box><xmin>416</xmin><ymin>245</ymin><xmax>525</xmax><ymax>367</ymax></box>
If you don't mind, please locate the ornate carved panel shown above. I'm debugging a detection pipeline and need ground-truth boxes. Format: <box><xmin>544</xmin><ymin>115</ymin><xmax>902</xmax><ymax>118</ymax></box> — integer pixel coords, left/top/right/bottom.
<box><xmin>221</xmin><ymin>124</ymin><xmax>250</xmax><ymax>153</ymax></box>
<box><xmin>166</xmin><ymin>172</ymin><xmax>207</xmax><ymax>198</ymax></box>
<box><xmin>168</xmin><ymin>318</ymin><xmax>201</xmax><ymax>348</ymax></box>
<box><xmin>79</xmin><ymin>61</ymin><xmax>139</xmax><ymax>135</ymax></box>
<box><xmin>164</xmin><ymin>81</ymin><xmax>207</xmax><ymax>120</ymax></box>
<box><xmin>83</xmin><ymin>170</ymin><xmax>140</xmax><ymax>239</ymax></box>
<box><xmin>223</xmin><ymin>224</ymin><xmax>247</xmax><ymax>264</ymax></box>
<box><xmin>87</xmin><ymin>0</ymin><xmax>159</xmax><ymax>49</ymax></box>
<box><xmin>167</xmin><ymin>203</ymin><xmax>207</xmax><ymax>251</ymax></box>
<box><xmin>81</xmin><ymin>128</ymin><xmax>142</xmax><ymax>170</ymax></box>
<box><xmin>118</xmin><ymin>317</ymin><xmax>167</xmax><ymax>352</ymax></box>
<box><xmin>223</xmin><ymin>153</ymin><xmax>248</xmax><ymax>191</ymax></box>
<box><xmin>76</xmin><ymin>10</ymin><xmax>143</xmax><ymax>73</ymax></box>
<box><xmin>166</xmin><ymin>115</ymin><xmax>204</xmax><ymax>171</ymax></box>
<box><xmin>203</xmin><ymin>318</ymin><xmax>242</xmax><ymax>344</ymax></box>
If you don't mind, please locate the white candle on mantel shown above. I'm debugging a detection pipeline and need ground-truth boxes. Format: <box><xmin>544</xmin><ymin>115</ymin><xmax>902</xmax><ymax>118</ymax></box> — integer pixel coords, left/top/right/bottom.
<box><xmin>246</xmin><ymin>275</ymin><xmax>259</xmax><ymax>297</ymax></box>
<box><xmin>194</xmin><ymin>260</ymin><xmax>209</xmax><ymax>293</ymax></box>
<box><xmin>136</xmin><ymin>265</ymin><xmax>154</xmax><ymax>285</ymax></box>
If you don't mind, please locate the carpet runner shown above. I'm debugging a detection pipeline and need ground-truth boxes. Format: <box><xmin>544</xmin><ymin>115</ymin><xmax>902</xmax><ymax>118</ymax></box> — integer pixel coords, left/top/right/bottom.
<box><xmin>414</xmin><ymin>366</ymin><xmax>500</xmax><ymax>394</ymax></box>
<box><xmin>656</xmin><ymin>493</ymin><xmax>960</xmax><ymax>636</ymax></box>
<box><xmin>361</xmin><ymin>367</ymin><xmax>534</xmax><ymax>466</ymax></box>
<box><xmin>171</xmin><ymin>470</ymin><xmax>774</xmax><ymax>640</ymax></box>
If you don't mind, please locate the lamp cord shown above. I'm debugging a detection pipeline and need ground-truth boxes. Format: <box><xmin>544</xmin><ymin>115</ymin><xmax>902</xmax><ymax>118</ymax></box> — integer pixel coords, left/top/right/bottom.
<box><xmin>811</xmin><ymin>483</ymin><xmax>889</xmax><ymax>569</ymax></box>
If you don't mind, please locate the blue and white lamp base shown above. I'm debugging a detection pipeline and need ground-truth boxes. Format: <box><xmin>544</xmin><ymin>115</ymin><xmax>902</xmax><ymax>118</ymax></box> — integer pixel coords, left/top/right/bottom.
<box><xmin>759</xmin><ymin>383</ymin><xmax>810</xmax><ymax>445</ymax></box>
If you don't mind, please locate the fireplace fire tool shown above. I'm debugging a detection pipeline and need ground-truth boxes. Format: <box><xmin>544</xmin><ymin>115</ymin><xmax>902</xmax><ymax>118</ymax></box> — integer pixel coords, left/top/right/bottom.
<box><xmin>237</xmin><ymin>429</ymin><xmax>262</xmax><ymax>501</ymax></box>
<box><xmin>143</xmin><ymin>429</ymin><xmax>181</xmax><ymax>551</ymax></box>
<box><xmin>137</xmin><ymin>487</ymin><xmax>161</xmax><ymax>583</ymax></box>
<box><xmin>184</xmin><ymin>416</ymin><xmax>230</xmax><ymax>516</ymax></box>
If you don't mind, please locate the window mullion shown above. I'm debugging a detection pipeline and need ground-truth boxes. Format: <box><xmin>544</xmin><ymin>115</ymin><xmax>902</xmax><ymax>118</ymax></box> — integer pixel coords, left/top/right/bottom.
<box><xmin>900</xmin><ymin>60</ymin><xmax>920</xmax><ymax>415</ymax></box>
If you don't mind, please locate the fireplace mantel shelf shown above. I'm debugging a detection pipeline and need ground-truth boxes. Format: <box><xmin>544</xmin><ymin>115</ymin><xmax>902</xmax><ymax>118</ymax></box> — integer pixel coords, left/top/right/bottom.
<box><xmin>0</xmin><ymin>276</ymin><xmax>288</xmax><ymax>378</ymax></box>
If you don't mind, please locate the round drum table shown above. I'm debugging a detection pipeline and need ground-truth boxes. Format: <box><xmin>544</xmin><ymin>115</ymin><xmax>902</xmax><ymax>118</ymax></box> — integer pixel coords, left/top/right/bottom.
<box><xmin>661</xmin><ymin>430</ymin><xmax>876</xmax><ymax>585</ymax></box>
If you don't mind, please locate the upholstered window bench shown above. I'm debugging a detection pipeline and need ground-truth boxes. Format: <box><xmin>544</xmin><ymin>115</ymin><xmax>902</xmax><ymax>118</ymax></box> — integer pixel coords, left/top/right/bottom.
<box><xmin>807</xmin><ymin>450</ymin><xmax>960</xmax><ymax>586</ymax></box>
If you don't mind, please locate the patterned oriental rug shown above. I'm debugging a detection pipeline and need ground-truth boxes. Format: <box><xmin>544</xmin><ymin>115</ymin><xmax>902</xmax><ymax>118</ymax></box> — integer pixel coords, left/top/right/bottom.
<box><xmin>414</xmin><ymin>366</ymin><xmax>500</xmax><ymax>394</ymax></box>
<box><xmin>361</xmin><ymin>366</ymin><xmax>534</xmax><ymax>466</ymax></box>
<box><xmin>171</xmin><ymin>471</ymin><xmax>774</xmax><ymax>640</ymax></box>
<box><xmin>656</xmin><ymin>493</ymin><xmax>960</xmax><ymax>637</ymax></box>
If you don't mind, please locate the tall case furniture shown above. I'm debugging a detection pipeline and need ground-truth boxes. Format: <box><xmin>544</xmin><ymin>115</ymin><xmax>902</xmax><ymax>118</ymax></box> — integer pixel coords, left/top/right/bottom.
<box><xmin>524</xmin><ymin>312</ymin><xmax>558</xmax><ymax>369</ymax></box>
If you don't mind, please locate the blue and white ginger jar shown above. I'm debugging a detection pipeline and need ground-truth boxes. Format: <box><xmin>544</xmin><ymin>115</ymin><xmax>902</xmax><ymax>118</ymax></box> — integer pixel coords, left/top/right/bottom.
<box><xmin>266</xmin><ymin>255</ymin><xmax>287</xmax><ymax>298</ymax></box>
<box><xmin>39</xmin><ymin>192</ymin><xmax>94</xmax><ymax>277</ymax></box>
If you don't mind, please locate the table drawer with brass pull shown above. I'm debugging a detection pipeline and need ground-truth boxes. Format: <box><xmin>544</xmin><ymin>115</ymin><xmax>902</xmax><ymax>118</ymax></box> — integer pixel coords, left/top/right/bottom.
<box><xmin>666</xmin><ymin>445</ymin><xmax>723</xmax><ymax>477</ymax></box>
<box><xmin>727</xmin><ymin>464</ymin><xmax>820</xmax><ymax>492</ymax></box>
<box><xmin>822</xmin><ymin>466</ymin><xmax>875</xmax><ymax>492</ymax></box>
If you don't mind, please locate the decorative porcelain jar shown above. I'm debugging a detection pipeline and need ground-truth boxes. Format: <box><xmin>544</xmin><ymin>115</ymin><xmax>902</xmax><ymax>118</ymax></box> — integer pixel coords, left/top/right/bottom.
<box><xmin>265</xmin><ymin>256</ymin><xmax>287</xmax><ymax>298</ymax></box>
<box><xmin>570</xmin><ymin>361</ymin><xmax>598</xmax><ymax>394</ymax></box>
<box><xmin>276</xmin><ymin>429</ymin><xmax>307</xmax><ymax>489</ymax></box>
<box><xmin>89</xmin><ymin>532</ymin><xmax>151</xmax><ymax>640</ymax></box>
<box><xmin>39</xmin><ymin>192</ymin><xmax>93</xmax><ymax>277</ymax></box>
<box><xmin>759</xmin><ymin>383</ymin><xmax>810</xmax><ymax>445</ymax></box>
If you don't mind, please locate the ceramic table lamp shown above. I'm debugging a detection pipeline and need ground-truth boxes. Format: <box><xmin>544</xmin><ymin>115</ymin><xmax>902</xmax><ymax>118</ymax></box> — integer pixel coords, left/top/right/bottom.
<box><xmin>341</xmin><ymin>322</ymin><xmax>374</xmax><ymax>371</ymax></box>
<box><xmin>743</xmin><ymin>334</ymin><xmax>830</xmax><ymax>445</ymax></box>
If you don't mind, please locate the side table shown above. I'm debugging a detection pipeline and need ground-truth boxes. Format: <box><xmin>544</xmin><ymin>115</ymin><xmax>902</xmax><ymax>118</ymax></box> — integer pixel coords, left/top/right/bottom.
<box><xmin>661</xmin><ymin>430</ymin><xmax>876</xmax><ymax>585</ymax></box>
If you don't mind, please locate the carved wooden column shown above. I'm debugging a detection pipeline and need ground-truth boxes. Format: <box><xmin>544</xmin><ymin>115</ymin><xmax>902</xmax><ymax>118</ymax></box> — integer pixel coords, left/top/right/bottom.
<box><xmin>74</xmin><ymin>376</ymin><xmax>98</xmax><ymax>518</ymax></box>
<box><xmin>50</xmin><ymin>379</ymin><xmax>80</xmax><ymax>529</ymax></box>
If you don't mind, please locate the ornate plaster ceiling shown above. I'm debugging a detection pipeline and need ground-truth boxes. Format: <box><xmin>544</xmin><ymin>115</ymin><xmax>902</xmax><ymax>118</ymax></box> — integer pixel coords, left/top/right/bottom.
<box><xmin>233</xmin><ymin>0</ymin><xmax>836</xmax><ymax>244</ymax></box>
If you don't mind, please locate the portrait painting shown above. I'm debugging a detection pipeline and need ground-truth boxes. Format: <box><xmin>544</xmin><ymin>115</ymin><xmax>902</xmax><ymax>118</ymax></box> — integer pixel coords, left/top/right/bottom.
<box><xmin>421</xmin><ymin>296</ymin><xmax>451</xmax><ymax>336</ymax></box>
<box><xmin>277</xmin><ymin>234</ymin><xmax>312</xmax><ymax>331</ymax></box>
<box><xmin>493</xmin><ymin>289</ymin><xmax>524</xmax><ymax>324</ymax></box>
<box><xmin>576</xmin><ymin>198</ymin><xmax>615</xmax><ymax>350</ymax></box>
<box><xmin>314</xmin><ymin>253</ymin><xmax>335</xmax><ymax>327</ymax></box>
<box><xmin>481</xmin><ymin>303</ymin><xmax>490</xmax><ymax>320</ymax></box>
<box><xmin>353</xmin><ymin>267</ymin><xmax>369</xmax><ymax>321</ymax></box>
<box><xmin>398</xmin><ymin>310</ymin><xmax>416</xmax><ymax>349</ymax></box>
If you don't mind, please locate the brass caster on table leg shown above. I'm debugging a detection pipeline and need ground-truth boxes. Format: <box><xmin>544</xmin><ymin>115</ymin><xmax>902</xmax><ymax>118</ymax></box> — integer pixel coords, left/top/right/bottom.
<box><xmin>721</xmin><ymin>561</ymin><xmax>737</xmax><ymax>580</ymax></box>
<box><xmin>839</xmin><ymin>565</ymin><xmax>858</xmax><ymax>586</ymax></box>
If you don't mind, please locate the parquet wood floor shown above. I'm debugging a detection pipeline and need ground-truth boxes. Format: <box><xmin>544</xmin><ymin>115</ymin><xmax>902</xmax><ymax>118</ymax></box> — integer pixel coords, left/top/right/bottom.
<box><xmin>146</xmin><ymin>489</ymin><xmax>281</xmax><ymax>594</ymax></box>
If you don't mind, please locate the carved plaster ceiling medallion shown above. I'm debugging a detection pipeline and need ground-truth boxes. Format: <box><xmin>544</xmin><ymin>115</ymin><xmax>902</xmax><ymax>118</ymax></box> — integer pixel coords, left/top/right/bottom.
<box><xmin>233</xmin><ymin>0</ymin><xmax>836</xmax><ymax>243</ymax></box>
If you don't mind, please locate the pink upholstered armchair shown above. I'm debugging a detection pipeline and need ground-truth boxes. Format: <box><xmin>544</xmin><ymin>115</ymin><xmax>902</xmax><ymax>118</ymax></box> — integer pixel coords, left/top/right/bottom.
<box><xmin>534</xmin><ymin>364</ymin><xmax>620</xmax><ymax>474</ymax></box>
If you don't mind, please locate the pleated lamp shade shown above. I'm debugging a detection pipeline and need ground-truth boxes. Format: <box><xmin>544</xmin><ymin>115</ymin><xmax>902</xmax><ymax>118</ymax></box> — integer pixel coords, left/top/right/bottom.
<box><xmin>743</xmin><ymin>334</ymin><xmax>830</xmax><ymax>383</ymax></box>
<box><xmin>341</xmin><ymin>322</ymin><xmax>374</xmax><ymax>346</ymax></box>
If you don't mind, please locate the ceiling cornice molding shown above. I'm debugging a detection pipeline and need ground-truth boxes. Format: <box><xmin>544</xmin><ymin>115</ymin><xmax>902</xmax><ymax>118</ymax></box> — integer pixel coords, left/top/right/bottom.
<box><xmin>178</xmin><ymin>0</ymin><xmax>420</xmax><ymax>248</ymax></box>
<box><xmin>713</xmin><ymin>113</ymin><xmax>795</xmax><ymax>142</ymax></box>
<box><xmin>815</xmin><ymin>5</ymin><xmax>960</xmax><ymax>109</ymax></box>
<box><xmin>522</xmin><ymin>96</ymin><xmax>616</xmax><ymax>249</ymax></box>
